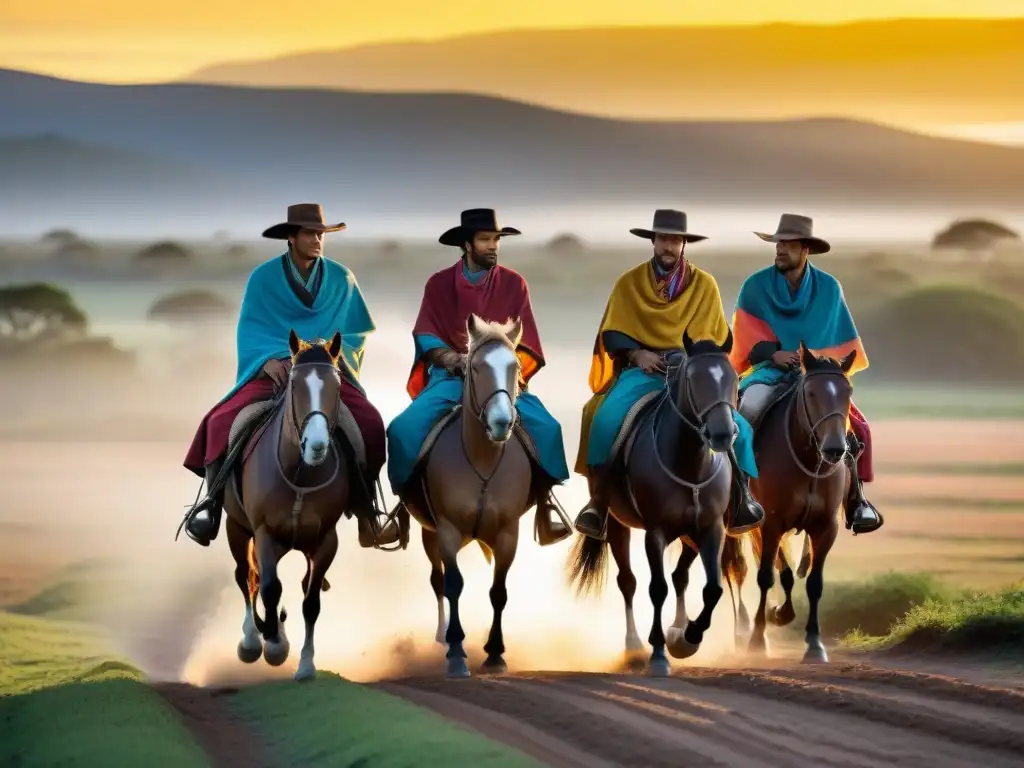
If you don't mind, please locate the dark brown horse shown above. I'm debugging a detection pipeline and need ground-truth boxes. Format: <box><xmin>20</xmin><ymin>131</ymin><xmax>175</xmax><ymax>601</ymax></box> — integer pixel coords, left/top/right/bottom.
<box><xmin>723</xmin><ymin>341</ymin><xmax>857</xmax><ymax>663</ymax></box>
<box><xmin>566</xmin><ymin>335</ymin><xmax>740</xmax><ymax>676</ymax></box>
<box><xmin>223</xmin><ymin>330</ymin><xmax>395</xmax><ymax>681</ymax></box>
<box><xmin>400</xmin><ymin>315</ymin><xmax>552</xmax><ymax>678</ymax></box>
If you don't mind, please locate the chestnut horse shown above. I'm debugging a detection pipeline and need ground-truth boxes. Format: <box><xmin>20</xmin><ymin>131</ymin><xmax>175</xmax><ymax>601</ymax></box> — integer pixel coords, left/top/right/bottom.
<box><xmin>399</xmin><ymin>315</ymin><xmax>549</xmax><ymax>678</ymax></box>
<box><xmin>723</xmin><ymin>341</ymin><xmax>857</xmax><ymax>663</ymax></box>
<box><xmin>221</xmin><ymin>330</ymin><xmax>404</xmax><ymax>681</ymax></box>
<box><xmin>566</xmin><ymin>335</ymin><xmax>741</xmax><ymax>676</ymax></box>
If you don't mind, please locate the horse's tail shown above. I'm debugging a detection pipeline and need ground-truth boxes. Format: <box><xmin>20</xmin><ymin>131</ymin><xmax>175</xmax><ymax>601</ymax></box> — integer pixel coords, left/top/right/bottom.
<box><xmin>478</xmin><ymin>540</ymin><xmax>493</xmax><ymax>565</ymax></box>
<box><xmin>566</xmin><ymin>532</ymin><xmax>609</xmax><ymax>597</ymax></box>
<box><xmin>721</xmin><ymin>534</ymin><xmax>748</xmax><ymax>592</ymax></box>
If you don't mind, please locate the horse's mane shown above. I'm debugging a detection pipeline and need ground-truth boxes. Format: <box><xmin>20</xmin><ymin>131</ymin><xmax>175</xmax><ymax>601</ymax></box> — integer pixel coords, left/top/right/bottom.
<box><xmin>802</xmin><ymin>350</ymin><xmax>847</xmax><ymax>375</ymax></box>
<box><xmin>467</xmin><ymin>317</ymin><xmax>519</xmax><ymax>356</ymax></box>
<box><xmin>292</xmin><ymin>338</ymin><xmax>337</xmax><ymax>366</ymax></box>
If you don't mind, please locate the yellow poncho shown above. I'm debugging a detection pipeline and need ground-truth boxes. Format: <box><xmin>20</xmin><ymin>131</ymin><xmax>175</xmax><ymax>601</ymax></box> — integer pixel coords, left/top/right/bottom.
<box><xmin>587</xmin><ymin>261</ymin><xmax>731</xmax><ymax>394</ymax></box>
<box><xmin>575</xmin><ymin>261</ymin><xmax>730</xmax><ymax>475</ymax></box>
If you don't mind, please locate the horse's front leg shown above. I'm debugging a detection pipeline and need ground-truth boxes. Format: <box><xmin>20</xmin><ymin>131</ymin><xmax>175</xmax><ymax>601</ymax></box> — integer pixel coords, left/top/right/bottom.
<box><xmin>683</xmin><ymin>521</ymin><xmax>726</xmax><ymax>651</ymax></box>
<box><xmin>437</xmin><ymin>519</ymin><xmax>469</xmax><ymax>678</ymax></box>
<box><xmin>254</xmin><ymin>525</ymin><xmax>290</xmax><ymax>666</ymax></box>
<box><xmin>666</xmin><ymin>540</ymin><xmax>698</xmax><ymax>658</ymax></box>
<box><xmin>768</xmin><ymin>538</ymin><xmax>797</xmax><ymax>627</ymax></box>
<box><xmin>481</xmin><ymin>521</ymin><xmax>518</xmax><ymax>674</ymax></box>
<box><xmin>226</xmin><ymin>517</ymin><xmax>262</xmax><ymax>664</ymax></box>
<box><xmin>748</xmin><ymin>522</ymin><xmax>782</xmax><ymax>657</ymax></box>
<box><xmin>644</xmin><ymin>528</ymin><xmax>671</xmax><ymax>677</ymax></box>
<box><xmin>294</xmin><ymin>527</ymin><xmax>339</xmax><ymax>681</ymax></box>
<box><xmin>803</xmin><ymin>518</ymin><xmax>838</xmax><ymax>664</ymax></box>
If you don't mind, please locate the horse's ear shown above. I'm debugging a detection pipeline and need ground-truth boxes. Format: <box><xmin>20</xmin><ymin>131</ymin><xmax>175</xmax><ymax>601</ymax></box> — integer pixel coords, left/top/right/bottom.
<box><xmin>721</xmin><ymin>328</ymin><xmax>734</xmax><ymax>355</ymax></box>
<box><xmin>467</xmin><ymin>313</ymin><xmax>483</xmax><ymax>339</ymax></box>
<box><xmin>506</xmin><ymin>317</ymin><xmax>523</xmax><ymax>346</ymax></box>
<box><xmin>682</xmin><ymin>329</ymin><xmax>693</xmax><ymax>353</ymax></box>
<box><xmin>327</xmin><ymin>331</ymin><xmax>342</xmax><ymax>361</ymax></box>
<box><xmin>839</xmin><ymin>348</ymin><xmax>857</xmax><ymax>373</ymax></box>
<box><xmin>288</xmin><ymin>329</ymin><xmax>301</xmax><ymax>356</ymax></box>
<box><xmin>799</xmin><ymin>340</ymin><xmax>814</xmax><ymax>370</ymax></box>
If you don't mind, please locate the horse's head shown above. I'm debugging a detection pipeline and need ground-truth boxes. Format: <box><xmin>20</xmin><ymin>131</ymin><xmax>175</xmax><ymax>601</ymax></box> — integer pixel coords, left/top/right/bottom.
<box><xmin>797</xmin><ymin>340</ymin><xmax>856</xmax><ymax>464</ymax></box>
<box><xmin>674</xmin><ymin>330</ymin><xmax>739</xmax><ymax>453</ymax></box>
<box><xmin>287</xmin><ymin>329</ymin><xmax>343</xmax><ymax>466</ymax></box>
<box><xmin>465</xmin><ymin>313</ymin><xmax>522</xmax><ymax>443</ymax></box>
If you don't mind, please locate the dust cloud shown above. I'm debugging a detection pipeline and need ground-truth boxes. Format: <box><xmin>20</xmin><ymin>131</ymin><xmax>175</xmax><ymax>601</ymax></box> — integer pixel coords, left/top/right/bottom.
<box><xmin>0</xmin><ymin>309</ymin><xmax>758</xmax><ymax>687</ymax></box>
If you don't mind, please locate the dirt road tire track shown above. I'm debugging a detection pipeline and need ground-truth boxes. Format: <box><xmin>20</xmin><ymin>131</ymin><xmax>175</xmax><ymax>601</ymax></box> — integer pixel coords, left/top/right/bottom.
<box><xmin>154</xmin><ymin>683</ymin><xmax>273</xmax><ymax>768</ymax></box>
<box><xmin>381</xmin><ymin>663</ymin><xmax>1024</xmax><ymax>768</ymax></box>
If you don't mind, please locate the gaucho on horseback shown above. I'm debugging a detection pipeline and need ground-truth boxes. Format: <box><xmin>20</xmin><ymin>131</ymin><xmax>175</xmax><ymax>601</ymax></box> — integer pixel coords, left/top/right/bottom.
<box><xmin>180</xmin><ymin>203</ymin><xmax>399</xmax><ymax>549</ymax></box>
<box><xmin>573</xmin><ymin>209</ymin><xmax>766</xmax><ymax>540</ymax></box>
<box><xmin>386</xmin><ymin>208</ymin><xmax>572</xmax><ymax>547</ymax></box>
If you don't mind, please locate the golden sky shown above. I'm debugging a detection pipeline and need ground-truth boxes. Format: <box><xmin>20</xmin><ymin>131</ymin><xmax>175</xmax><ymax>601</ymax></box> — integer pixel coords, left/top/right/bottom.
<box><xmin>2</xmin><ymin>1</ymin><xmax>1023</xmax><ymax>82</ymax></box>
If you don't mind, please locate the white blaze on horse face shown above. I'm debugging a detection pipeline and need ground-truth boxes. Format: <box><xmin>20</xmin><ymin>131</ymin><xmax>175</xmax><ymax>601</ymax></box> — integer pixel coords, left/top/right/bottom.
<box><xmin>301</xmin><ymin>368</ymin><xmax>330</xmax><ymax>464</ymax></box>
<box><xmin>708</xmin><ymin>363</ymin><xmax>724</xmax><ymax>386</ymax></box>
<box><xmin>482</xmin><ymin>344</ymin><xmax>516</xmax><ymax>438</ymax></box>
<box><xmin>826</xmin><ymin>380</ymin><xmax>838</xmax><ymax>397</ymax></box>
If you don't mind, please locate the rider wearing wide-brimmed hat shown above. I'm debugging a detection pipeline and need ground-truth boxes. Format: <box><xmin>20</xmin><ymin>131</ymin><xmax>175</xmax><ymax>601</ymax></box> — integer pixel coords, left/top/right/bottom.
<box><xmin>181</xmin><ymin>203</ymin><xmax>399</xmax><ymax>549</ymax></box>
<box><xmin>386</xmin><ymin>207</ymin><xmax>573</xmax><ymax>547</ymax></box>
<box><xmin>573</xmin><ymin>209</ymin><xmax>766</xmax><ymax>541</ymax></box>
<box><xmin>731</xmin><ymin>213</ymin><xmax>882</xmax><ymax>535</ymax></box>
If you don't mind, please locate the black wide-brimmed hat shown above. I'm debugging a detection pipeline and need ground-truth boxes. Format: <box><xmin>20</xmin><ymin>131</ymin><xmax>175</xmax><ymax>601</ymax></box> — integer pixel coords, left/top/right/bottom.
<box><xmin>754</xmin><ymin>213</ymin><xmax>831</xmax><ymax>255</ymax></box>
<box><xmin>439</xmin><ymin>208</ymin><xmax>521</xmax><ymax>247</ymax></box>
<box><xmin>629</xmin><ymin>209</ymin><xmax>708</xmax><ymax>243</ymax></box>
<box><xmin>262</xmin><ymin>203</ymin><xmax>346</xmax><ymax>240</ymax></box>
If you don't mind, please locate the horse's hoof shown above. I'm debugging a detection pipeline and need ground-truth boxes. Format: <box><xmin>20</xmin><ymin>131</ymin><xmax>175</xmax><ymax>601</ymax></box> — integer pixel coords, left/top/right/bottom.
<box><xmin>647</xmin><ymin>648</ymin><xmax>672</xmax><ymax>677</ymax></box>
<box><xmin>294</xmin><ymin>657</ymin><xmax>316</xmax><ymax>681</ymax></box>
<box><xmin>264</xmin><ymin>639</ymin><xmax>290</xmax><ymax>667</ymax></box>
<box><xmin>802</xmin><ymin>644</ymin><xmax>829</xmax><ymax>664</ymax></box>
<box><xmin>479</xmin><ymin>656</ymin><xmax>508</xmax><ymax>675</ymax></box>
<box><xmin>446</xmin><ymin>657</ymin><xmax>471</xmax><ymax>679</ymax></box>
<box><xmin>767</xmin><ymin>604</ymin><xmax>796</xmax><ymax>627</ymax></box>
<box><xmin>236</xmin><ymin>639</ymin><xmax>262</xmax><ymax>664</ymax></box>
<box><xmin>667</xmin><ymin>623</ymin><xmax>701</xmax><ymax>660</ymax></box>
<box><xmin>747</xmin><ymin>636</ymin><xmax>770</xmax><ymax>657</ymax></box>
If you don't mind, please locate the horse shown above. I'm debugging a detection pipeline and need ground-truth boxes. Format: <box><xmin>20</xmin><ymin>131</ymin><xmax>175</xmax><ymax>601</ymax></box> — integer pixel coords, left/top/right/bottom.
<box><xmin>566</xmin><ymin>334</ymin><xmax>741</xmax><ymax>676</ymax></box>
<box><xmin>222</xmin><ymin>330</ymin><xmax>391</xmax><ymax>681</ymax></box>
<box><xmin>723</xmin><ymin>341</ymin><xmax>857</xmax><ymax>663</ymax></box>
<box><xmin>399</xmin><ymin>314</ymin><xmax>545</xmax><ymax>678</ymax></box>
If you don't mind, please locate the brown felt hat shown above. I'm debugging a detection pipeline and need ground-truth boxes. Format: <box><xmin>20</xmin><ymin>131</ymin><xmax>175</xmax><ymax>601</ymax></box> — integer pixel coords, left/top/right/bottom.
<box><xmin>439</xmin><ymin>208</ymin><xmax>521</xmax><ymax>247</ymax></box>
<box><xmin>262</xmin><ymin>203</ymin><xmax>346</xmax><ymax>240</ymax></box>
<box><xmin>754</xmin><ymin>213</ymin><xmax>831</xmax><ymax>255</ymax></box>
<box><xmin>629</xmin><ymin>209</ymin><xmax>707</xmax><ymax>243</ymax></box>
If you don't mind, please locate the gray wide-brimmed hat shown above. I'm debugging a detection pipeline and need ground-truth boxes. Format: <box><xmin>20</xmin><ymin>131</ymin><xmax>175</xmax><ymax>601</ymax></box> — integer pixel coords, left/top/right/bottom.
<box><xmin>439</xmin><ymin>208</ymin><xmax>521</xmax><ymax>247</ymax></box>
<box><xmin>262</xmin><ymin>203</ymin><xmax>346</xmax><ymax>240</ymax></box>
<box><xmin>754</xmin><ymin>213</ymin><xmax>831</xmax><ymax>255</ymax></box>
<box><xmin>629</xmin><ymin>209</ymin><xmax>708</xmax><ymax>243</ymax></box>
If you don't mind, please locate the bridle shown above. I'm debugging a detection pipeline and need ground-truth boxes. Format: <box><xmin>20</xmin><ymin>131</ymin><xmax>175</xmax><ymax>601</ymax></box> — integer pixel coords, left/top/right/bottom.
<box><xmin>463</xmin><ymin>339</ymin><xmax>519</xmax><ymax>443</ymax></box>
<box><xmin>648</xmin><ymin>351</ymin><xmax>734</xmax><ymax>508</ymax></box>
<box><xmin>784</xmin><ymin>368</ymin><xmax>850</xmax><ymax>480</ymax></box>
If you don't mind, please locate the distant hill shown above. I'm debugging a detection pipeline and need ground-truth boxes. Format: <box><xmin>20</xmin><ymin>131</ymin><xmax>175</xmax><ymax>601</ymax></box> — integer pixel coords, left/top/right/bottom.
<box><xmin>184</xmin><ymin>20</ymin><xmax>1024</xmax><ymax>124</ymax></box>
<box><xmin>1</xmin><ymin>69</ymin><xmax>1023</xmax><ymax>235</ymax></box>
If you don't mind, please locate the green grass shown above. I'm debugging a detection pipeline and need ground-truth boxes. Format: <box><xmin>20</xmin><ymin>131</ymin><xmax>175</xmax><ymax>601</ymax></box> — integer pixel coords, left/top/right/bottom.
<box><xmin>228</xmin><ymin>672</ymin><xmax>541</xmax><ymax>768</ymax></box>
<box><xmin>0</xmin><ymin>611</ymin><xmax>211</xmax><ymax>767</ymax></box>
<box><xmin>789</xmin><ymin>571</ymin><xmax>963</xmax><ymax>640</ymax></box>
<box><xmin>879</xmin><ymin>462</ymin><xmax>1024</xmax><ymax>477</ymax></box>
<box><xmin>842</xmin><ymin>581</ymin><xmax>1024</xmax><ymax>657</ymax></box>
<box><xmin>851</xmin><ymin>385</ymin><xmax>1024</xmax><ymax>419</ymax></box>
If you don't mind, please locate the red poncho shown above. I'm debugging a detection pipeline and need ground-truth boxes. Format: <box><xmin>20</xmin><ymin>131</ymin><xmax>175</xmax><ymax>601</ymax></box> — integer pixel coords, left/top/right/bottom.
<box><xmin>406</xmin><ymin>261</ymin><xmax>545</xmax><ymax>398</ymax></box>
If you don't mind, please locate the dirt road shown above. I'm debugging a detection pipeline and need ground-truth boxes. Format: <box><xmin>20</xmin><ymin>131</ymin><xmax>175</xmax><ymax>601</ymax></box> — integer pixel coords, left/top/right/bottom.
<box><xmin>380</xmin><ymin>663</ymin><xmax>1024</xmax><ymax>768</ymax></box>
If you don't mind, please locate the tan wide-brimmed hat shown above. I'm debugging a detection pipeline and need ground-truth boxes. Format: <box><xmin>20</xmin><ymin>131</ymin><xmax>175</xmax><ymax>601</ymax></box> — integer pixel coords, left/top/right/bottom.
<box><xmin>754</xmin><ymin>213</ymin><xmax>830</xmax><ymax>255</ymax></box>
<box><xmin>629</xmin><ymin>209</ymin><xmax>707</xmax><ymax>243</ymax></box>
<box><xmin>262</xmin><ymin>203</ymin><xmax>347</xmax><ymax>240</ymax></box>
